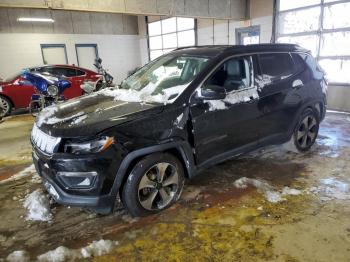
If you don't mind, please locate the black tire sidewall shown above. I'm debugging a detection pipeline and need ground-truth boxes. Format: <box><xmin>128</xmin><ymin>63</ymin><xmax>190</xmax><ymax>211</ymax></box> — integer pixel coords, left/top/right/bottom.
<box><xmin>122</xmin><ymin>153</ymin><xmax>185</xmax><ymax>217</ymax></box>
<box><xmin>293</xmin><ymin>108</ymin><xmax>320</xmax><ymax>152</ymax></box>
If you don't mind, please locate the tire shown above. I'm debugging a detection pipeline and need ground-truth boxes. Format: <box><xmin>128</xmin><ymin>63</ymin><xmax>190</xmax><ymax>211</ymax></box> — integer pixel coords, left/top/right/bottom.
<box><xmin>122</xmin><ymin>153</ymin><xmax>185</xmax><ymax>217</ymax></box>
<box><xmin>293</xmin><ymin>108</ymin><xmax>319</xmax><ymax>152</ymax></box>
<box><xmin>0</xmin><ymin>96</ymin><xmax>12</xmax><ymax>116</ymax></box>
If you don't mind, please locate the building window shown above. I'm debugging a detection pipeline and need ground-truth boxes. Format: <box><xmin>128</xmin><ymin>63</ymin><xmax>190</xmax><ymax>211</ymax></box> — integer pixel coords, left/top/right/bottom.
<box><xmin>147</xmin><ymin>17</ymin><xmax>196</xmax><ymax>61</ymax></box>
<box><xmin>75</xmin><ymin>44</ymin><xmax>99</xmax><ymax>71</ymax></box>
<box><xmin>40</xmin><ymin>44</ymin><xmax>68</xmax><ymax>65</ymax></box>
<box><xmin>276</xmin><ymin>0</ymin><xmax>350</xmax><ymax>84</ymax></box>
<box><xmin>236</xmin><ymin>26</ymin><xmax>260</xmax><ymax>45</ymax></box>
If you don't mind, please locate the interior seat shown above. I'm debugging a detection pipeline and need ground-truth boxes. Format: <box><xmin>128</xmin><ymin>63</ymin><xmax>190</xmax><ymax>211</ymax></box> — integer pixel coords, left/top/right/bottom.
<box><xmin>223</xmin><ymin>59</ymin><xmax>245</xmax><ymax>92</ymax></box>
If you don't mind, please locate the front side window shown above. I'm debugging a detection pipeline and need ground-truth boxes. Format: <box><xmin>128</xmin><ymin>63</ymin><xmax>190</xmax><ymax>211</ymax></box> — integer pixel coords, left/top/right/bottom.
<box><xmin>259</xmin><ymin>53</ymin><xmax>294</xmax><ymax>80</ymax></box>
<box><xmin>203</xmin><ymin>56</ymin><xmax>253</xmax><ymax>93</ymax></box>
<box><xmin>118</xmin><ymin>54</ymin><xmax>209</xmax><ymax>103</ymax></box>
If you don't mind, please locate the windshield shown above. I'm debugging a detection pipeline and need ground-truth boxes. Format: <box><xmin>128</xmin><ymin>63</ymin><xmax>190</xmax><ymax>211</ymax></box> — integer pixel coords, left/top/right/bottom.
<box><xmin>4</xmin><ymin>72</ymin><xmax>20</xmax><ymax>82</ymax></box>
<box><xmin>117</xmin><ymin>54</ymin><xmax>210</xmax><ymax>103</ymax></box>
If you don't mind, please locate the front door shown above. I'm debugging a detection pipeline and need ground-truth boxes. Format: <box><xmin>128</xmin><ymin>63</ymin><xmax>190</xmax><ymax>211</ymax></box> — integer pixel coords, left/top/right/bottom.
<box><xmin>190</xmin><ymin>55</ymin><xmax>261</xmax><ymax>165</ymax></box>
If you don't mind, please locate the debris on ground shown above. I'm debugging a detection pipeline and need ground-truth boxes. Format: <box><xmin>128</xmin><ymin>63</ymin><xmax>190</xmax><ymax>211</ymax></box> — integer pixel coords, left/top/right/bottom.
<box><xmin>36</xmin><ymin>239</ymin><xmax>119</xmax><ymax>262</ymax></box>
<box><xmin>23</xmin><ymin>189</ymin><xmax>52</xmax><ymax>222</ymax></box>
<box><xmin>6</xmin><ymin>250</ymin><xmax>30</xmax><ymax>262</ymax></box>
<box><xmin>233</xmin><ymin>177</ymin><xmax>302</xmax><ymax>203</ymax></box>
<box><xmin>0</xmin><ymin>164</ymin><xmax>36</xmax><ymax>184</ymax></box>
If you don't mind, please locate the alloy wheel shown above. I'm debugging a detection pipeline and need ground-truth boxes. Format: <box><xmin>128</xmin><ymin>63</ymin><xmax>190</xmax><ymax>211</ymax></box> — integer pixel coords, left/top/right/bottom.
<box><xmin>138</xmin><ymin>162</ymin><xmax>179</xmax><ymax>211</ymax></box>
<box><xmin>296</xmin><ymin>115</ymin><xmax>317</xmax><ymax>149</ymax></box>
<box><xmin>0</xmin><ymin>97</ymin><xmax>10</xmax><ymax>116</ymax></box>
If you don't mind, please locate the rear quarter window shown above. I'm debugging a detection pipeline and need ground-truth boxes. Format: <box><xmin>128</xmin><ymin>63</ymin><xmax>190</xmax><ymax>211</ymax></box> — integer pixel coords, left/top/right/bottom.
<box><xmin>259</xmin><ymin>53</ymin><xmax>294</xmax><ymax>80</ymax></box>
<box><xmin>76</xmin><ymin>70</ymin><xmax>86</xmax><ymax>76</ymax></box>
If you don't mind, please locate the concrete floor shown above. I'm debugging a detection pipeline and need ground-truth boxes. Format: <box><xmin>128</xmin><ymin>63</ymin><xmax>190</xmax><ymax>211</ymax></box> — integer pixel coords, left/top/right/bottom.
<box><xmin>1</xmin><ymin>112</ymin><xmax>350</xmax><ymax>261</ymax></box>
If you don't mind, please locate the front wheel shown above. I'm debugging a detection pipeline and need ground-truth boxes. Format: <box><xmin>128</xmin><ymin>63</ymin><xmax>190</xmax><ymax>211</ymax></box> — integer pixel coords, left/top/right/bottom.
<box><xmin>293</xmin><ymin>108</ymin><xmax>319</xmax><ymax>152</ymax></box>
<box><xmin>122</xmin><ymin>153</ymin><xmax>185</xmax><ymax>217</ymax></box>
<box><xmin>0</xmin><ymin>96</ymin><xmax>12</xmax><ymax>116</ymax></box>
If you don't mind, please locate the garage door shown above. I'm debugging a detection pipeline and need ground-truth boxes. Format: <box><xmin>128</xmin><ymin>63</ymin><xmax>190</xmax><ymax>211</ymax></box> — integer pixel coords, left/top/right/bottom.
<box><xmin>41</xmin><ymin>44</ymin><xmax>68</xmax><ymax>65</ymax></box>
<box><xmin>76</xmin><ymin>44</ymin><xmax>98</xmax><ymax>71</ymax></box>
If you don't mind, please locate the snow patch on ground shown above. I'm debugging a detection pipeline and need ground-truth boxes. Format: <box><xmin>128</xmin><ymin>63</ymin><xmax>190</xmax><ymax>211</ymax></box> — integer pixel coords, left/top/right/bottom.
<box><xmin>6</xmin><ymin>250</ymin><xmax>30</xmax><ymax>262</ymax></box>
<box><xmin>309</xmin><ymin>177</ymin><xmax>350</xmax><ymax>201</ymax></box>
<box><xmin>233</xmin><ymin>177</ymin><xmax>302</xmax><ymax>203</ymax></box>
<box><xmin>23</xmin><ymin>189</ymin><xmax>52</xmax><ymax>222</ymax></box>
<box><xmin>80</xmin><ymin>239</ymin><xmax>117</xmax><ymax>258</ymax></box>
<box><xmin>37</xmin><ymin>246</ymin><xmax>79</xmax><ymax>262</ymax></box>
<box><xmin>37</xmin><ymin>240</ymin><xmax>119</xmax><ymax>262</ymax></box>
<box><xmin>0</xmin><ymin>164</ymin><xmax>36</xmax><ymax>184</ymax></box>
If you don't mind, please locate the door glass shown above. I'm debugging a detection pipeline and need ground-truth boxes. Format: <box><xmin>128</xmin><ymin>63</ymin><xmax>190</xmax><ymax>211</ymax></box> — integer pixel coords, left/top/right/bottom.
<box><xmin>204</xmin><ymin>57</ymin><xmax>253</xmax><ymax>92</ymax></box>
<box><xmin>202</xmin><ymin>56</ymin><xmax>258</xmax><ymax>111</ymax></box>
<box><xmin>259</xmin><ymin>53</ymin><xmax>294</xmax><ymax>80</ymax></box>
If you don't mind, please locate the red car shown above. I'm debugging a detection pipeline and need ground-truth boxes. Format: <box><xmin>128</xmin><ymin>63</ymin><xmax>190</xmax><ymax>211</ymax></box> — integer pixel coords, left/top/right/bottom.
<box><xmin>0</xmin><ymin>65</ymin><xmax>101</xmax><ymax>116</ymax></box>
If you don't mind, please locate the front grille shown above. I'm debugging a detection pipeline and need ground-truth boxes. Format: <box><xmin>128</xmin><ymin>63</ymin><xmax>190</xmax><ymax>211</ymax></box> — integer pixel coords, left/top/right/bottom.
<box><xmin>31</xmin><ymin>124</ymin><xmax>61</xmax><ymax>154</ymax></box>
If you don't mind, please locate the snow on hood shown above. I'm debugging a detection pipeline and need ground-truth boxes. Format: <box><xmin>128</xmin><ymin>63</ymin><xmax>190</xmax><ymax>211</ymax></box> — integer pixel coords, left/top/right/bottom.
<box><xmin>206</xmin><ymin>87</ymin><xmax>259</xmax><ymax>112</ymax></box>
<box><xmin>233</xmin><ymin>177</ymin><xmax>302</xmax><ymax>203</ymax></box>
<box><xmin>96</xmin><ymin>83</ymin><xmax>189</xmax><ymax>104</ymax></box>
<box><xmin>35</xmin><ymin>83</ymin><xmax>188</xmax><ymax>128</ymax></box>
<box><xmin>36</xmin><ymin>105</ymin><xmax>86</xmax><ymax>128</ymax></box>
<box><xmin>23</xmin><ymin>189</ymin><xmax>52</xmax><ymax>222</ymax></box>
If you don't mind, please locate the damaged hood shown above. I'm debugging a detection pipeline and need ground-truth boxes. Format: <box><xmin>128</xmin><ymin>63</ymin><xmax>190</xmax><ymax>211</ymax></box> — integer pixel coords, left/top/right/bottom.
<box><xmin>36</xmin><ymin>93</ymin><xmax>164</xmax><ymax>137</ymax></box>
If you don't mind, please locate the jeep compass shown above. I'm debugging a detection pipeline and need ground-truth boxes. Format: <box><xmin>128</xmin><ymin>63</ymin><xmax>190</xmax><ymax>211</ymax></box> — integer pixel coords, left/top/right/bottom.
<box><xmin>31</xmin><ymin>44</ymin><xmax>327</xmax><ymax>217</ymax></box>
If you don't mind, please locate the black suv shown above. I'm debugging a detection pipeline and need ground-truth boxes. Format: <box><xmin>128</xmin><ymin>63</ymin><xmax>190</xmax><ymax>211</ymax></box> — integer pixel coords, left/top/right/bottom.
<box><xmin>31</xmin><ymin>44</ymin><xmax>327</xmax><ymax>217</ymax></box>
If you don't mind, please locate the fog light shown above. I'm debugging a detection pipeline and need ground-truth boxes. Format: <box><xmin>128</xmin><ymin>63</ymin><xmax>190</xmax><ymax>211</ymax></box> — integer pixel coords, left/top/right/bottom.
<box><xmin>57</xmin><ymin>171</ymin><xmax>97</xmax><ymax>189</ymax></box>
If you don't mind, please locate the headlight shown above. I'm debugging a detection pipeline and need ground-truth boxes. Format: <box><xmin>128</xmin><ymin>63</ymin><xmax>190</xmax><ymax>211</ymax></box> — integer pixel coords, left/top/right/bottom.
<box><xmin>64</xmin><ymin>136</ymin><xmax>114</xmax><ymax>154</ymax></box>
<box><xmin>47</xmin><ymin>85</ymin><xmax>58</xmax><ymax>96</ymax></box>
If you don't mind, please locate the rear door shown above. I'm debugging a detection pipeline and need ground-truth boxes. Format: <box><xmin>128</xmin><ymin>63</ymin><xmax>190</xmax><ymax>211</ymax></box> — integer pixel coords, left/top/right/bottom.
<box><xmin>190</xmin><ymin>55</ymin><xmax>261</xmax><ymax>165</ymax></box>
<box><xmin>256</xmin><ymin>52</ymin><xmax>304</xmax><ymax>144</ymax></box>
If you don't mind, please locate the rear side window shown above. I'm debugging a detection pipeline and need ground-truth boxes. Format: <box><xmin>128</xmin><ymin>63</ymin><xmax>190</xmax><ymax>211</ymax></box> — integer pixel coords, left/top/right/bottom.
<box><xmin>51</xmin><ymin>67</ymin><xmax>77</xmax><ymax>77</ymax></box>
<box><xmin>293</xmin><ymin>53</ymin><xmax>324</xmax><ymax>79</ymax></box>
<box><xmin>291</xmin><ymin>53</ymin><xmax>306</xmax><ymax>73</ymax></box>
<box><xmin>76</xmin><ymin>70</ymin><xmax>86</xmax><ymax>76</ymax></box>
<box><xmin>259</xmin><ymin>53</ymin><xmax>294</xmax><ymax>80</ymax></box>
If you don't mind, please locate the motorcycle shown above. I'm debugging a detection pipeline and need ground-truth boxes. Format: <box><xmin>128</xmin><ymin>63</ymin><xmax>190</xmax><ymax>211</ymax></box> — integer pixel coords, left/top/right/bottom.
<box><xmin>21</xmin><ymin>71</ymin><xmax>71</xmax><ymax>115</ymax></box>
<box><xmin>80</xmin><ymin>58</ymin><xmax>114</xmax><ymax>94</ymax></box>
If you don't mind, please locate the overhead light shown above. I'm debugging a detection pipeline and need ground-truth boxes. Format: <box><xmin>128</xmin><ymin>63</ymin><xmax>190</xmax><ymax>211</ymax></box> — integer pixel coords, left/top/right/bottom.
<box><xmin>17</xmin><ymin>17</ymin><xmax>54</xmax><ymax>23</ymax></box>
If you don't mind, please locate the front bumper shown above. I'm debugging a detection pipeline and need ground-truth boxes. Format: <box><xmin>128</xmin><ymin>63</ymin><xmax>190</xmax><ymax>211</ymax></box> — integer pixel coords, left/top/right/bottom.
<box><xmin>32</xmin><ymin>145</ymin><xmax>124</xmax><ymax>214</ymax></box>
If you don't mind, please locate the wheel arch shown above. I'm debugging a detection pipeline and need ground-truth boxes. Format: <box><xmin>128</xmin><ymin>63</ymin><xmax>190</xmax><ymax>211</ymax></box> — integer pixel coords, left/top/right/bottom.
<box><xmin>287</xmin><ymin>100</ymin><xmax>324</xmax><ymax>139</ymax></box>
<box><xmin>111</xmin><ymin>141</ymin><xmax>195</xmax><ymax>203</ymax></box>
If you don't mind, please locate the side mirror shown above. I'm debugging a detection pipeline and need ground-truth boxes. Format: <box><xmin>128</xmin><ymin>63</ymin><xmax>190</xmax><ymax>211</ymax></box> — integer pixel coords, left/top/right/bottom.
<box><xmin>199</xmin><ymin>85</ymin><xmax>226</xmax><ymax>100</ymax></box>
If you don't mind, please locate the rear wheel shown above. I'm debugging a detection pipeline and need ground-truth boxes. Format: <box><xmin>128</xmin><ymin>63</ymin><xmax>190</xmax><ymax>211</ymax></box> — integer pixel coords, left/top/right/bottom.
<box><xmin>293</xmin><ymin>108</ymin><xmax>319</xmax><ymax>152</ymax></box>
<box><xmin>0</xmin><ymin>96</ymin><xmax>12</xmax><ymax>116</ymax></box>
<box><xmin>122</xmin><ymin>153</ymin><xmax>185</xmax><ymax>217</ymax></box>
